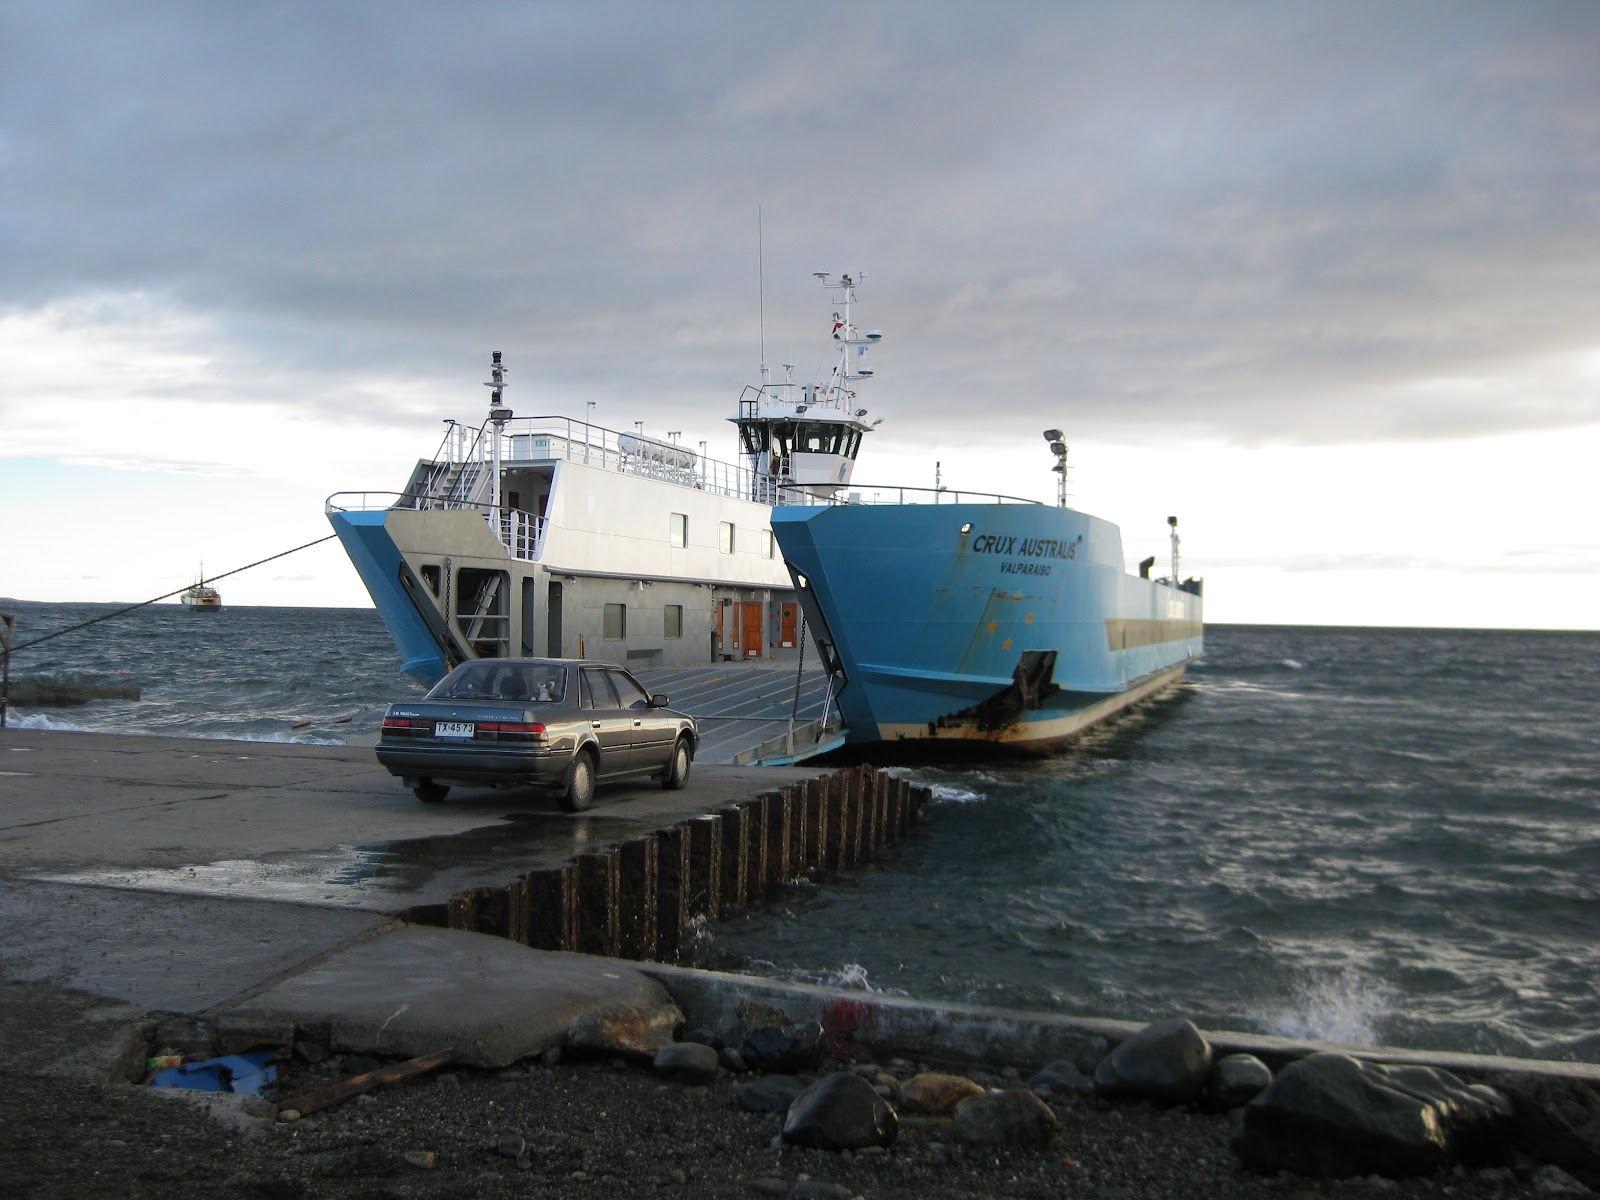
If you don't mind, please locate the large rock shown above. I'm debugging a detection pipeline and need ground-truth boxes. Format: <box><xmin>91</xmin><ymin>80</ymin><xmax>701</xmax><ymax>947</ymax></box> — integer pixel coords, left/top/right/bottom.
<box><xmin>735</xmin><ymin>1075</ymin><xmax>813</xmax><ymax>1113</ymax></box>
<box><xmin>1231</xmin><ymin>1052</ymin><xmax>1514</xmax><ymax>1179</ymax></box>
<box><xmin>732</xmin><ymin>1081</ymin><xmax>812</xmax><ymax>1120</ymax></box>
<box><xmin>741</xmin><ymin>1021</ymin><xmax>824</xmax><ymax>1074</ymax></box>
<box><xmin>651</xmin><ymin>1041</ymin><xmax>720</xmax><ymax>1084</ymax></box>
<box><xmin>1093</xmin><ymin>1018</ymin><xmax>1213</xmax><ymax>1105</ymax></box>
<box><xmin>782</xmin><ymin>1072</ymin><xmax>899</xmax><ymax>1151</ymax></box>
<box><xmin>1028</xmin><ymin>1058</ymin><xmax>1097</xmax><ymax>1097</ymax></box>
<box><xmin>1487</xmin><ymin>1071</ymin><xmax>1600</xmax><ymax>1188</ymax></box>
<box><xmin>1053</xmin><ymin>1032</ymin><xmax>1113</xmax><ymax>1073</ymax></box>
<box><xmin>566</xmin><ymin>1000</ymin><xmax>683</xmax><ymax>1060</ymax></box>
<box><xmin>898</xmin><ymin>1072</ymin><xmax>986</xmax><ymax>1114</ymax></box>
<box><xmin>951</xmin><ymin>1090</ymin><xmax>1060</xmax><ymax>1148</ymax></box>
<box><xmin>1203</xmin><ymin>1053</ymin><xmax>1273</xmax><ymax>1111</ymax></box>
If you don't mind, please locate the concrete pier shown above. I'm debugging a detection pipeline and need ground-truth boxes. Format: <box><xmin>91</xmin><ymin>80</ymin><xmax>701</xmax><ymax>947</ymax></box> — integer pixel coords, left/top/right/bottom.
<box><xmin>0</xmin><ymin>729</ymin><xmax>927</xmax><ymax>1044</ymax></box>
<box><xmin>5</xmin><ymin>727</ymin><xmax>1592</xmax><ymax>1096</ymax></box>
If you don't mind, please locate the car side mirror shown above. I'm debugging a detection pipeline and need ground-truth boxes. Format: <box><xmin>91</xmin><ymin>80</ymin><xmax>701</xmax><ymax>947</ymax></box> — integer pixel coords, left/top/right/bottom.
<box><xmin>649</xmin><ymin>694</ymin><xmax>670</xmax><ymax>708</ymax></box>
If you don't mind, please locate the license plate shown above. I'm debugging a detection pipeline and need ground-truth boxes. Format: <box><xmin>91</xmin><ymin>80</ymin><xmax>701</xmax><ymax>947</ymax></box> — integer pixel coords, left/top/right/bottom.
<box><xmin>435</xmin><ymin>721</ymin><xmax>475</xmax><ymax>739</ymax></box>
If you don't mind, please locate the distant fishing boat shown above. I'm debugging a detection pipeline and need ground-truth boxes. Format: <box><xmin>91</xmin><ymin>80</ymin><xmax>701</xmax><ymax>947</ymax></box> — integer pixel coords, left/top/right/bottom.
<box><xmin>181</xmin><ymin>568</ymin><xmax>222</xmax><ymax>612</ymax></box>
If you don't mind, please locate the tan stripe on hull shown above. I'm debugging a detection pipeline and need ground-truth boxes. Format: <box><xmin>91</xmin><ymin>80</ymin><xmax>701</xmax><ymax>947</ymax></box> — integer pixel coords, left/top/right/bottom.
<box><xmin>1104</xmin><ymin>619</ymin><xmax>1204</xmax><ymax>651</ymax></box>
<box><xmin>876</xmin><ymin>662</ymin><xmax>1189</xmax><ymax>750</ymax></box>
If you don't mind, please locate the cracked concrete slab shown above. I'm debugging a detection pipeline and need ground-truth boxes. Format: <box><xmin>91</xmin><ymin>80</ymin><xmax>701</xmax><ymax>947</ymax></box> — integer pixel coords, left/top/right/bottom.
<box><xmin>217</xmin><ymin>924</ymin><xmax>671</xmax><ymax>1068</ymax></box>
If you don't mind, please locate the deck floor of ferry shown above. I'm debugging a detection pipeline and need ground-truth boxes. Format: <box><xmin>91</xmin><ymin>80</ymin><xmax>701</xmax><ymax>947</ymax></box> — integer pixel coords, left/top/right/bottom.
<box><xmin>634</xmin><ymin>659</ymin><xmax>835</xmax><ymax>764</ymax></box>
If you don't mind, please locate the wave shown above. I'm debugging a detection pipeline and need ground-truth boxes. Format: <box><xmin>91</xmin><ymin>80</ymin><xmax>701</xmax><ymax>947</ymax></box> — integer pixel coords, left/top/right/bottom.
<box><xmin>1255</xmin><ymin>971</ymin><xmax>1396</xmax><ymax>1047</ymax></box>
<box><xmin>6</xmin><ymin>711</ymin><xmax>95</xmax><ymax>733</ymax></box>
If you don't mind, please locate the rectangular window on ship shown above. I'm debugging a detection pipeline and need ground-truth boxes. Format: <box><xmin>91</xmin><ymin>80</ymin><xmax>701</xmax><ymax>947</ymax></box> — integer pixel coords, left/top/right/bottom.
<box><xmin>670</xmin><ymin>513</ymin><xmax>687</xmax><ymax>548</ymax></box>
<box><xmin>719</xmin><ymin>522</ymin><xmax>735</xmax><ymax>554</ymax></box>
<box><xmin>603</xmin><ymin>603</ymin><xmax>626</xmax><ymax>640</ymax></box>
<box><xmin>664</xmin><ymin>604</ymin><xmax>683</xmax><ymax>639</ymax></box>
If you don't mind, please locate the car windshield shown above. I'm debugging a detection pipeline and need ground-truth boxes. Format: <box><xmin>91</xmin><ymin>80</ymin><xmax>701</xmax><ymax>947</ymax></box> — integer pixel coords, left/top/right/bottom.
<box><xmin>427</xmin><ymin>663</ymin><xmax>567</xmax><ymax>703</ymax></box>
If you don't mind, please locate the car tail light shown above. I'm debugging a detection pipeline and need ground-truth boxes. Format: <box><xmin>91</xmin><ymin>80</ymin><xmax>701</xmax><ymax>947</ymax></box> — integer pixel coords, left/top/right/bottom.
<box><xmin>381</xmin><ymin>716</ymin><xmax>430</xmax><ymax>738</ymax></box>
<box><xmin>476</xmin><ymin>721</ymin><xmax>547</xmax><ymax>743</ymax></box>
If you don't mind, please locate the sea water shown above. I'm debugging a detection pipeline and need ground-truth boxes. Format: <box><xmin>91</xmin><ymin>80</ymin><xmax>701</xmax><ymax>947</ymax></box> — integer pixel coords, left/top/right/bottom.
<box><xmin>4</xmin><ymin>600</ymin><xmax>1596</xmax><ymax>1062</ymax></box>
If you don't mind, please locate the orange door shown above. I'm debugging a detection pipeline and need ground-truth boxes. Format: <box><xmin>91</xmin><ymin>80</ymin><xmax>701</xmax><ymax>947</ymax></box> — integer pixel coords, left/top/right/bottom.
<box><xmin>740</xmin><ymin>602</ymin><xmax>764</xmax><ymax>658</ymax></box>
<box><xmin>779</xmin><ymin>602</ymin><xmax>798</xmax><ymax>648</ymax></box>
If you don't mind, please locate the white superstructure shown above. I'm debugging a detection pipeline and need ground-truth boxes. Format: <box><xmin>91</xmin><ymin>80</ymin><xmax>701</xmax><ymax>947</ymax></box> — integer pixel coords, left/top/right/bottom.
<box><xmin>327</xmin><ymin>273</ymin><xmax>885</xmax><ymax>685</ymax></box>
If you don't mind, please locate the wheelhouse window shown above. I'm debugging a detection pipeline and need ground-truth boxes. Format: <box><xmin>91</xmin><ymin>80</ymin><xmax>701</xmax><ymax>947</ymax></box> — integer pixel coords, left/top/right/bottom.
<box><xmin>761</xmin><ymin>529</ymin><xmax>775</xmax><ymax>559</ymax></box>
<box><xmin>664</xmin><ymin>604</ymin><xmax>683</xmax><ymax>639</ymax></box>
<box><xmin>670</xmin><ymin>512</ymin><xmax>687</xmax><ymax>548</ymax></box>
<box><xmin>603</xmin><ymin>603</ymin><xmax>626</xmax><ymax>640</ymax></box>
<box><xmin>719</xmin><ymin>521</ymin><xmax>735</xmax><ymax>553</ymax></box>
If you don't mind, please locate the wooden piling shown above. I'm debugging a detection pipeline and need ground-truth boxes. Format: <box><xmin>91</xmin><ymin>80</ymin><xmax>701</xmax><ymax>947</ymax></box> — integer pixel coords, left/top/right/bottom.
<box><xmin>577</xmin><ymin>849</ymin><xmax>620</xmax><ymax>958</ymax></box>
<box><xmin>802</xmin><ymin>776</ymin><xmax>826</xmax><ymax>874</ymax></box>
<box><xmin>740</xmin><ymin>796</ymin><xmax>769</xmax><ymax>902</ymax></box>
<box><xmin>617</xmin><ymin>836</ymin><xmax>659</xmax><ymax>961</ymax></box>
<box><xmin>785</xmin><ymin>782</ymin><xmax>807</xmax><ymax>878</ymax></box>
<box><xmin>822</xmin><ymin>774</ymin><xmax>845</xmax><ymax>870</ymax></box>
<box><xmin>840</xmin><ymin>769</ymin><xmax>861</xmax><ymax>867</ymax></box>
<box><xmin>765</xmin><ymin>787</ymin><xmax>792</xmax><ymax>891</ymax></box>
<box><xmin>655</xmin><ymin>825</ymin><xmax>691</xmax><ymax>959</ymax></box>
<box><xmin>687</xmin><ymin>813</ymin><xmax>722</xmax><ymax>920</ymax></box>
<box><xmin>717</xmin><ymin>804</ymin><xmax>748</xmax><ymax>916</ymax></box>
<box><xmin>524</xmin><ymin>863</ymin><xmax>578</xmax><ymax>951</ymax></box>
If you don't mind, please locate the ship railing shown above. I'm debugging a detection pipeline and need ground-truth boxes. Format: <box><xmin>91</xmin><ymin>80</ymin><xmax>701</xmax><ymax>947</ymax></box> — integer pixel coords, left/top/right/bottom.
<box><xmin>475</xmin><ymin>415</ymin><xmax>819</xmax><ymax>507</ymax></box>
<box><xmin>494</xmin><ymin>509</ymin><xmax>545</xmax><ymax>561</ymax></box>
<box><xmin>776</xmin><ymin>482</ymin><xmax>1043</xmax><ymax>507</ymax></box>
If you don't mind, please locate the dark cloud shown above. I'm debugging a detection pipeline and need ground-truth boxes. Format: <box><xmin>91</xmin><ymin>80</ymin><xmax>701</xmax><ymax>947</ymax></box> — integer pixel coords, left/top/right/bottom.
<box><xmin>3</xmin><ymin>1</ymin><xmax>1597</xmax><ymax>449</ymax></box>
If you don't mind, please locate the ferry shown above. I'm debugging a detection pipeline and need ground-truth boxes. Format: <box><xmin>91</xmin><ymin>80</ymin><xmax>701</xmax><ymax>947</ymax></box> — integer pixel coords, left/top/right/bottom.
<box><xmin>772</xmin><ymin>490</ymin><xmax>1203</xmax><ymax>755</ymax></box>
<box><xmin>325</xmin><ymin>273</ymin><xmax>881</xmax><ymax>689</ymax></box>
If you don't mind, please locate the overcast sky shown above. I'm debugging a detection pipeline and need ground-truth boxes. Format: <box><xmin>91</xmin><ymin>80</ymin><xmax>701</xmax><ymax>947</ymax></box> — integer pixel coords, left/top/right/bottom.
<box><xmin>3</xmin><ymin>1</ymin><xmax>1597</xmax><ymax>630</ymax></box>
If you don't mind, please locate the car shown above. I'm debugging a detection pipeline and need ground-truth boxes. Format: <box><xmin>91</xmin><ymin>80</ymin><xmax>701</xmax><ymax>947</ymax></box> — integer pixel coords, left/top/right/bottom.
<box><xmin>375</xmin><ymin>657</ymin><xmax>698</xmax><ymax>811</ymax></box>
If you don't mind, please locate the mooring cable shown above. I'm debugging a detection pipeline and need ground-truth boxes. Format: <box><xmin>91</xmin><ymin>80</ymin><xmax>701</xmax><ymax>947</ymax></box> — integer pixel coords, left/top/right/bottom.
<box><xmin>8</xmin><ymin>533</ymin><xmax>339</xmax><ymax>655</ymax></box>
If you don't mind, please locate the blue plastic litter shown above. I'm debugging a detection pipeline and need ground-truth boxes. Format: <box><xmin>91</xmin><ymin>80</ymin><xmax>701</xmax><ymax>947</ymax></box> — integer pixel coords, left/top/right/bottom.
<box><xmin>148</xmin><ymin>1049</ymin><xmax>277</xmax><ymax>1097</ymax></box>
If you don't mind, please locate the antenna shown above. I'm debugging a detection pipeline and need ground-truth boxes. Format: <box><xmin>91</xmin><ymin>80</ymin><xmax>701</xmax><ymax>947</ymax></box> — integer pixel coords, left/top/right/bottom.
<box><xmin>757</xmin><ymin>206</ymin><xmax>766</xmax><ymax>382</ymax></box>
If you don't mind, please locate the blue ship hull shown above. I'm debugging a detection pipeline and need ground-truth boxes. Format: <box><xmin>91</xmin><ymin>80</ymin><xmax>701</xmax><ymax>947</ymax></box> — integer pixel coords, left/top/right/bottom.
<box><xmin>771</xmin><ymin>501</ymin><xmax>1203</xmax><ymax>752</ymax></box>
<box><xmin>328</xmin><ymin>508</ymin><xmax>454</xmax><ymax>685</ymax></box>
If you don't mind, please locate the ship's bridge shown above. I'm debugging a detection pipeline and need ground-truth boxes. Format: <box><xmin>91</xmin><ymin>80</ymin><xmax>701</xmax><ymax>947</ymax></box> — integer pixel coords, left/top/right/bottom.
<box><xmin>733</xmin><ymin>383</ymin><xmax>875</xmax><ymax>502</ymax></box>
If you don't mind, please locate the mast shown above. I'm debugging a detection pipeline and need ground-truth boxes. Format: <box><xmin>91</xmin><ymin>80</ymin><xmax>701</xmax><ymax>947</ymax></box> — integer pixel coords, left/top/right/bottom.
<box><xmin>485</xmin><ymin>351</ymin><xmax>512</xmax><ymax>524</ymax></box>
<box><xmin>731</xmin><ymin>271</ymin><xmax>884</xmax><ymax>501</ymax></box>
<box><xmin>1043</xmin><ymin>429</ymin><xmax>1068</xmax><ymax>508</ymax></box>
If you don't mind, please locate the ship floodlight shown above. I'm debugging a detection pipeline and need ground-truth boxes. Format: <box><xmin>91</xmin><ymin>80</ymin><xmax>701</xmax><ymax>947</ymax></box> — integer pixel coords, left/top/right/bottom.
<box><xmin>796</xmin><ymin>404</ymin><xmax>808</xmax><ymax>414</ymax></box>
<box><xmin>855</xmin><ymin>409</ymin><xmax>868</xmax><ymax>417</ymax></box>
<box><xmin>1043</xmin><ymin>428</ymin><xmax>1063</xmax><ymax>441</ymax></box>
<box><xmin>1049</xmin><ymin>441</ymin><xmax>1066</xmax><ymax>456</ymax></box>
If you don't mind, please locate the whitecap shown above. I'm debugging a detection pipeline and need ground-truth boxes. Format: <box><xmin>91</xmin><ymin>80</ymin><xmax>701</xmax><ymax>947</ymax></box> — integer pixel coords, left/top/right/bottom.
<box><xmin>1256</xmin><ymin>971</ymin><xmax>1395</xmax><ymax>1048</ymax></box>
<box><xmin>925</xmin><ymin>782</ymin><xmax>987</xmax><ymax>805</ymax></box>
<box><xmin>5</xmin><ymin>711</ymin><xmax>93</xmax><ymax>733</ymax></box>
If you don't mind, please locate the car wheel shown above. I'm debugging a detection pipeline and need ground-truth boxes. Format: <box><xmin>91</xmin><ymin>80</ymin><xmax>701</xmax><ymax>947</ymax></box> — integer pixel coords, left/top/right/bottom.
<box><xmin>413</xmin><ymin>779</ymin><xmax>449</xmax><ymax>803</ymax></box>
<box><xmin>559</xmin><ymin>751</ymin><xmax>596</xmax><ymax>813</ymax></box>
<box><xmin>660</xmin><ymin>737</ymin><xmax>692</xmax><ymax>790</ymax></box>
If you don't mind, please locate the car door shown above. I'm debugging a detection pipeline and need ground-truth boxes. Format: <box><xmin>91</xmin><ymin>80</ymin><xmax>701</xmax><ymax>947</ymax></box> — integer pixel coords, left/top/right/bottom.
<box><xmin>608</xmin><ymin>667</ymin><xmax>674</xmax><ymax>773</ymax></box>
<box><xmin>579</xmin><ymin>666</ymin><xmax>634</xmax><ymax>776</ymax></box>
